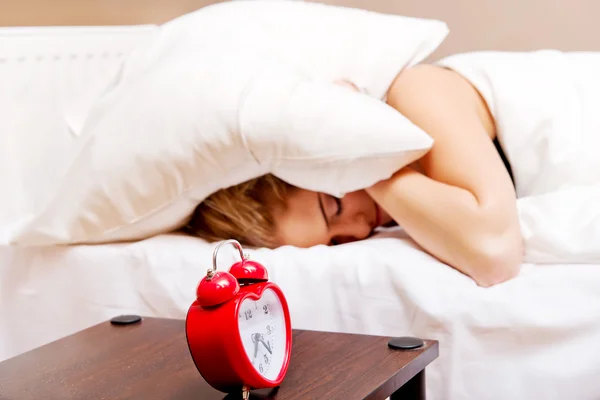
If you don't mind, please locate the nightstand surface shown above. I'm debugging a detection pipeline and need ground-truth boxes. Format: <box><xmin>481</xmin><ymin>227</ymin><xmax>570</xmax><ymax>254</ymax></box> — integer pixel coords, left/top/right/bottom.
<box><xmin>0</xmin><ymin>317</ymin><xmax>438</xmax><ymax>400</ymax></box>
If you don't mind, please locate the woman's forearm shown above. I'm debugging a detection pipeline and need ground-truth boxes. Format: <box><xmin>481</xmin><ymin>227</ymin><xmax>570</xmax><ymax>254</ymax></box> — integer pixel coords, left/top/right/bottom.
<box><xmin>367</xmin><ymin>167</ymin><xmax>523</xmax><ymax>286</ymax></box>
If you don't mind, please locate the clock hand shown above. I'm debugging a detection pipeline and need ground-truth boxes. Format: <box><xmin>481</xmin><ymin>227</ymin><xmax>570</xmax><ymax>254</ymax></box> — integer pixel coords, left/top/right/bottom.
<box><xmin>258</xmin><ymin>337</ymin><xmax>272</xmax><ymax>354</ymax></box>
<box><xmin>252</xmin><ymin>333</ymin><xmax>260</xmax><ymax>358</ymax></box>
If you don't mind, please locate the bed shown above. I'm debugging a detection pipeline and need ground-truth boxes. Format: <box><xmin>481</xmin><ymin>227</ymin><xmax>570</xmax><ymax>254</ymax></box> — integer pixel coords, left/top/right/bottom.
<box><xmin>2</xmin><ymin>1</ymin><xmax>600</xmax><ymax>400</ymax></box>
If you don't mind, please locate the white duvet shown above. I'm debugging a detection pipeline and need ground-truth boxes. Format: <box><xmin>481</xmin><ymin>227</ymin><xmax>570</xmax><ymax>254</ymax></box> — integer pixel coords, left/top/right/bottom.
<box><xmin>438</xmin><ymin>51</ymin><xmax>600</xmax><ymax>264</ymax></box>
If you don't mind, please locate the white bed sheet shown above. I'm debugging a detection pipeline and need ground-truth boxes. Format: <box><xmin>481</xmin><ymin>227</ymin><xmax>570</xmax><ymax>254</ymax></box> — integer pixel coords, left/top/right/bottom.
<box><xmin>2</xmin><ymin>231</ymin><xmax>600</xmax><ymax>400</ymax></box>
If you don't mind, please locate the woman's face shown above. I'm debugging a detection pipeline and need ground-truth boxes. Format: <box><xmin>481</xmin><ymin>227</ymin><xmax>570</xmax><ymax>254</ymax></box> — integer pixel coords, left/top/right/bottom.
<box><xmin>273</xmin><ymin>188</ymin><xmax>393</xmax><ymax>248</ymax></box>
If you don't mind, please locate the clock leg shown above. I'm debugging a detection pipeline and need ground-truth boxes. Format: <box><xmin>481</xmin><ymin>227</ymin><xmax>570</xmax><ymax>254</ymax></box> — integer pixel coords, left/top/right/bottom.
<box><xmin>390</xmin><ymin>370</ymin><xmax>426</xmax><ymax>400</ymax></box>
<box><xmin>242</xmin><ymin>385</ymin><xmax>250</xmax><ymax>400</ymax></box>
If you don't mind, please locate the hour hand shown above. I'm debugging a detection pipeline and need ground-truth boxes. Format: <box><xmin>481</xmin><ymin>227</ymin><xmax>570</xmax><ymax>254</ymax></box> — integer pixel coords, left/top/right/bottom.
<box><xmin>252</xmin><ymin>333</ymin><xmax>260</xmax><ymax>358</ymax></box>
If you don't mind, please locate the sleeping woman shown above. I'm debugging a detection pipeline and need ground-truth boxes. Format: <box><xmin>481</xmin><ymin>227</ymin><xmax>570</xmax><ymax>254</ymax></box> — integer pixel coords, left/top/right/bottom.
<box><xmin>185</xmin><ymin>64</ymin><xmax>524</xmax><ymax>288</ymax></box>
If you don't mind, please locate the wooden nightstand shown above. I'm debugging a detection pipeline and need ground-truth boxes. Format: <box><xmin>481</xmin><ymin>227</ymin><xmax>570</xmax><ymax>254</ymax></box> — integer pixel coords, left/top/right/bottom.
<box><xmin>0</xmin><ymin>317</ymin><xmax>438</xmax><ymax>399</ymax></box>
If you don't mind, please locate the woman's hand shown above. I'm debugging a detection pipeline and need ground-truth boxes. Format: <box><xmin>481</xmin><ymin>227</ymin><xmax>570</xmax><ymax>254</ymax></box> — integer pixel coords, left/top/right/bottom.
<box><xmin>371</xmin><ymin>65</ymin><xmax>523</xmax><ymax>287</ymax></box>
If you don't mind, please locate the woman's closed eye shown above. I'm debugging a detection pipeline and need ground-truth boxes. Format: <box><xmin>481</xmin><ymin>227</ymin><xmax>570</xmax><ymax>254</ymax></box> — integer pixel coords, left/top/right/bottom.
<box><xmin>327</xmin><ymin>195</ymin><xmax>343</xmax><ymax>222</ymax></box>
<box><xmin>330</xmin><ymin>197</ymin><xmax>343</xmax><ymax>246</ymax></box>
<box><xmin>318</xmin><ymin>194</ymin><xmax>343</xmax><ymax>227</ymax></box>
<box><xmin>332</xmin><ymin>196</ymin><xmax>343</xmax><ymax>217</ymax></box>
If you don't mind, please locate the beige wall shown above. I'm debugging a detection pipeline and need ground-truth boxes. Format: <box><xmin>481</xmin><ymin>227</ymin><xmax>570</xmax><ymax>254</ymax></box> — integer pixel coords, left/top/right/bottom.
<box><xmin>0</xmin><ymin>0</ymin><xmax>225</xmax><ymax>27</ymax></box>
<box><xmin>2</xmin><ymin>0</ymin><xmax>599</xmax><ymax>59</ymax></box>
<box><xmin>311</xmin><ymin>0</ymin><xmax>600</xmax><ymax>60</ymax></box>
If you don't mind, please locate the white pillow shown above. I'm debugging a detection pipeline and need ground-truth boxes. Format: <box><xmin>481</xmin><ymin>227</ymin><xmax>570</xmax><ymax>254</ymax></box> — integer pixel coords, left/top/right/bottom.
<box><xmin>11</xmin><ymin>1</ymin><xmax>447</xmax><ymax>246</ymax></box>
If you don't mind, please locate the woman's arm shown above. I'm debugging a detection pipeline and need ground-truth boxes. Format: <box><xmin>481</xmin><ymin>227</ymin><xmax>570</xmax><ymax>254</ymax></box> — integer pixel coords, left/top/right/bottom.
<box><xmin>367</xmin><ymin>65</ymin><xmax>523</xmax><ymax>287</ymax></box>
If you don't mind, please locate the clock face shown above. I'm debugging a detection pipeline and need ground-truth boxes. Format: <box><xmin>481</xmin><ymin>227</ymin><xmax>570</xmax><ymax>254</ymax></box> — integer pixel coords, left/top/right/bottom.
<box><xmin>238</xmin><ymin>288</ymin><xmax>287</xmax><ymax>381</ymax></box>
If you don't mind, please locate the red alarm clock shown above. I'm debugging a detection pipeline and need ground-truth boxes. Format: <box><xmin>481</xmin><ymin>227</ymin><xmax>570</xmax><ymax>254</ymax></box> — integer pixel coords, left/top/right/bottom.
<box><xmin>186</xmin><ymin>239</ymin><xmax>292</xmax><ymax>399</ymax></box>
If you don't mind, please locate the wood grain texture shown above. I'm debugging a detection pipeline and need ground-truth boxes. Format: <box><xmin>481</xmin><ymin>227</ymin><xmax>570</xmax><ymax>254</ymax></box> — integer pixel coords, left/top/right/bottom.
<box><xmin>390</xmin><ymin>371</ymin><xmax>426</xmax><ymax>400</ymax></box>
<box><xmin>0</xmin><ymin>318</ymin><xmax>438</xmax><ymax>400</ymax></box>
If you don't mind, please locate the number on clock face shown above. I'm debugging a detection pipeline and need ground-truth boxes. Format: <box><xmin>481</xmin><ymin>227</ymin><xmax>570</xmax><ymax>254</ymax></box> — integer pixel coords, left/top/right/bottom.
<box><xmin>238</xmin><ymin>288</ymin><xmax>286</xmax><ymax>381</ymax></box>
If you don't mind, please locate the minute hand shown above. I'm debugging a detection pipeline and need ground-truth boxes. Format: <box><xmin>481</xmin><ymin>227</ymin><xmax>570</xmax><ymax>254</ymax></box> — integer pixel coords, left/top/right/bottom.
<box><xmin>258</xmin><ymin>337</ymin><xmax>272</xmax><ymax>354</ymax></box>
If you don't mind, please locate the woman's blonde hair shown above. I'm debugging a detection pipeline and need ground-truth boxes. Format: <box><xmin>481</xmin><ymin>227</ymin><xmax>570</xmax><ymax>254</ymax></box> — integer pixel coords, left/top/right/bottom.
<box><xmin>185</xmin><ymin>174</ymin><xmax>294</xmax><ymax>248</ymax></box>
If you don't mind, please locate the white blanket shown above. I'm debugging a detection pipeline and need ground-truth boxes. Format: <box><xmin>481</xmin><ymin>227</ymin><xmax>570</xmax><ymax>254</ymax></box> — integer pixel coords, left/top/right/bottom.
<box><xmin>438</xmin><ymin>51</ymin><xmax>600</xmax><ymax>264</ymax></box>
<box><xmin>2</xmin><ymin>232</ymin><xmax>600</xmax><ymax>400</ymax></box>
